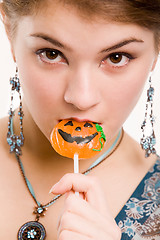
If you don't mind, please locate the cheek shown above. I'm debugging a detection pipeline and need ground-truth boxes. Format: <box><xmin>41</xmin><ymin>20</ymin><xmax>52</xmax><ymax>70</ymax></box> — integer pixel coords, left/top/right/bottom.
<box><xmin>17</xmin><ymin>58</ymin><xmax>67</xmax><ymax>137</ymax></box>
<box><xmin>101</xmin><ymin>64</ymin><xmax>150</xmax><ymax>130</ymax></box>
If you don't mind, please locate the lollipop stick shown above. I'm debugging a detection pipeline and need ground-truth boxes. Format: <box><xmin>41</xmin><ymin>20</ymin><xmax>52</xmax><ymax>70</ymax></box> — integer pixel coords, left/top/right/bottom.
<box><xmin>74</xmin><ymin>153</ymin><xmax>79</xmax><ymax>196</ymax></box>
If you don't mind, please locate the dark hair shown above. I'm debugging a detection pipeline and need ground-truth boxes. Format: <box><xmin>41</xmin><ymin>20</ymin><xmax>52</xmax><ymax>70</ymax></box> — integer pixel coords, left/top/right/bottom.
<box><xmin>1</xmin><ymin>0</ymin><xmax>160</xmax><ymax>48</ymax></box>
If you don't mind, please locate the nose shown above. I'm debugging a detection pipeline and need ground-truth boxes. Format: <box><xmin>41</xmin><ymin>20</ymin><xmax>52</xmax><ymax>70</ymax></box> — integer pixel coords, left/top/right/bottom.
<box><xmin>75</xmin><ymin>127</ymin><xmax>81</xmax><ymax>131</ymax></box>
<box><xmin>64</xmin><ymin>66</ymin><xmax>100</xmax><ymax>110</ymax></box>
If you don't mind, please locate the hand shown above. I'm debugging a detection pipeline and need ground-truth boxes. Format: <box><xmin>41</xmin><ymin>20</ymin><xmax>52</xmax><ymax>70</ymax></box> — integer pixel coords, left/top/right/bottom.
<box><xmin>50</xmin><ymin>173</ymin><xmax>121</xmax><ymax>240</ymax></box>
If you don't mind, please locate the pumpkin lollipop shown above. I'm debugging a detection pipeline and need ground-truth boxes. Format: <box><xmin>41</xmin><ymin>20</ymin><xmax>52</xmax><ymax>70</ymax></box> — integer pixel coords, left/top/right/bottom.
<box><xmin>50</xmin><ymin>119</ymin><xmax>106</xmax><ymax>195</ymax></box>
<box><xmin>50</xmin><ymin>119</ymin><xmax>106</xmax><ymax>159</ymax></box>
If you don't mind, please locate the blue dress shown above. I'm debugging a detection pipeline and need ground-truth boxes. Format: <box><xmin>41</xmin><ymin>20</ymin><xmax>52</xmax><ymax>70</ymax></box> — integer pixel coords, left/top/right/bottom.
<box><xmin>115</xmin><ymin>158</ymin><xmax>160</xmax><ymax>240</ymax></box>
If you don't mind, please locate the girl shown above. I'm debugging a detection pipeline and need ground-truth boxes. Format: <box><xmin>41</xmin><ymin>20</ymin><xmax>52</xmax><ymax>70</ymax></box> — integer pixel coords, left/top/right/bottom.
<box><xmin>0</xmin><ymin>0</ymin><xmax>159</xmax><ymax>239</ymax></box>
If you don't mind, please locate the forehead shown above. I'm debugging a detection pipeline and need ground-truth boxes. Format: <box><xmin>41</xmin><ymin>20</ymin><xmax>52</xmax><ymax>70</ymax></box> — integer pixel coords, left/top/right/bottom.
<box><xmin>15</xmin><ymin>3</ymin><xmax>155</xmax><ymax>54</ymax></box>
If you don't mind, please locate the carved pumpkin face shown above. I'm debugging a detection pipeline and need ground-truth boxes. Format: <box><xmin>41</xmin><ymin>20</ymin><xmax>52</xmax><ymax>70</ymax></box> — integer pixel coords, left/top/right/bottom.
<box><xmin>50</xmin><ymin>119</ymin><xmax>106</xmax><ymax>159</ymax></box>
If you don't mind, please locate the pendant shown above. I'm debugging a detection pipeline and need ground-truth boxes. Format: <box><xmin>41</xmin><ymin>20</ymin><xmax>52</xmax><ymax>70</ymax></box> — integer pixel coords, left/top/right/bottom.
<box><xmin>18</xmin><ymin>221</ymin><xmax>46</xmax><ymax>240</ymax></box>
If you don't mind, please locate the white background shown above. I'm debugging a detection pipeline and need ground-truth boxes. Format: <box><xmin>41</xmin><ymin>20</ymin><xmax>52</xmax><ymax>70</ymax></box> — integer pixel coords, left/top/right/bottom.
<box><xmin>0</xmin><ymin>20</ymin><xmax>160</xmax><ymax>154</ymax></box>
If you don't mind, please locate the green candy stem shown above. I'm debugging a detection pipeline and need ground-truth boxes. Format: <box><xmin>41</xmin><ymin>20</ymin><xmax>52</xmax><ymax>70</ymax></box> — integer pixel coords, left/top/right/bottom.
<box><xmin>93</xmin><ymin>123</ymin><xmax>106</xmax><ymax>152</ymax></box>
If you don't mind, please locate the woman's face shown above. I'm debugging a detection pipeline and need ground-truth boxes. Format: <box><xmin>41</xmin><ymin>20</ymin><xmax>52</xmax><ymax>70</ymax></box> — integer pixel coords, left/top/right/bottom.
<box><xmin>12</xmin><ymin>4</ymin><xmax>157</xmax><ymax>142</ymax></box>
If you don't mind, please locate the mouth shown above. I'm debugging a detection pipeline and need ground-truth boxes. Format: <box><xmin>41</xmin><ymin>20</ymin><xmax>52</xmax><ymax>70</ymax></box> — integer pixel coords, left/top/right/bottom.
<box><xmin>58</xmin><ymin>129</ymin><xmax>98</xmax><ymax>144</ymax></box>
<box><xmin>59</xmin><ymin>118</ymin><xmax>101</xmax><ymax>125</ymax></box>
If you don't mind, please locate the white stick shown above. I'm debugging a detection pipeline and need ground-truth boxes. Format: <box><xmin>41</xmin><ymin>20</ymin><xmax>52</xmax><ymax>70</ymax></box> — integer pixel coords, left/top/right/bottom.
<box><xmin>74</xmin><ymin>153</ymin><xmax>79</xmax><ymax>196</ymax></box>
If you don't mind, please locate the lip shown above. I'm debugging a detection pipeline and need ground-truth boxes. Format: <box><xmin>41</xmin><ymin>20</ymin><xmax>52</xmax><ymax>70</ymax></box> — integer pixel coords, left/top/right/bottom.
<box><xmin>59</xmin><ymin>117</ymin><xmax>101</xmax><ymax>125</ymax></box>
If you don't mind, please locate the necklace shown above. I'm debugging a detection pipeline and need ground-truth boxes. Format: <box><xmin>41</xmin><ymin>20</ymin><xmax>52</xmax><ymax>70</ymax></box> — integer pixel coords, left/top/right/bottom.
<box><xmin>9</xmin><ymin>119</ymin><xmax>124</xmax><ymax>240</ymax></box>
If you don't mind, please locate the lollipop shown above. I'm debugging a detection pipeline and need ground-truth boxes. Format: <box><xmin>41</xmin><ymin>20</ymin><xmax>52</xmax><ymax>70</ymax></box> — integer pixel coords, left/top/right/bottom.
<box><xmin>50</xmin><ymin>119</ymin><xmax>106</xmax><ymax>159</ymax></box>
<box><xmin>50</xmin><ymin>119</ymin><xmax>106</xmax><ymax>195</ymax></box>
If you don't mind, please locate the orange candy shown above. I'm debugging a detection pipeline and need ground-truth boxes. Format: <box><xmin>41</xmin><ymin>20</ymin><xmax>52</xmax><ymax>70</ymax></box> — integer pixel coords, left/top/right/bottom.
<box><xmin>50</xmin><ymin>119</ymin><xmax>106</xmax><ymax>159</ymax></box>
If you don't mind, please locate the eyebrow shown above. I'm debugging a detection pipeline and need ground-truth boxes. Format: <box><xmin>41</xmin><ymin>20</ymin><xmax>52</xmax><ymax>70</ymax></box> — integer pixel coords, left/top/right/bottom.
<box><xmin>100</xmin><ymin>38</ymin><xmax>144</xmax><ymax>53</ymax></box>
<box><xmin>30</xmin><ymin>33</ymin><xmax>71</xmax><ymax>51</ymax></box>
<box><xmin>30</xmin><ymin>33</ymin><xmax>144</xmax><ymax>52</ymax></box>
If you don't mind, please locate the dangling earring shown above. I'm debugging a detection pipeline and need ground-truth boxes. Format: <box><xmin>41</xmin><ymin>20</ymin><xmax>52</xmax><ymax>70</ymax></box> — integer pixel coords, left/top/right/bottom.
<box><xmin>7</xmin><ymin>66</ymin><xmax>24</xmax><ymax>156</ymax></box>
<box><xmin>140</xmin><ymin>75</ymin><xmax>156</xmax><ymax>158</ymax></box>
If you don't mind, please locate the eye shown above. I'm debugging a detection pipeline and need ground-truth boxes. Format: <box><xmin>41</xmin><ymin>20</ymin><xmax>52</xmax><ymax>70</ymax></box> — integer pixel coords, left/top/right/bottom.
<box><xmin>102</xmin><ymin>52</ymin><xmax>134</xmax><ymax>68</ymax></box>
<box><xmin>84</xmin><ymin>123</ymin><xmax>93</xmax><ymax>128</ymax></box>
<box><xmin>36</xmin><ymin>48</ymin><xmax>67</xmax><ymax>64</ymax></box>
<box><xmin>64</xmin><ymin>121</ymin><xmax>73</xmax><ymax>126</ymax></box>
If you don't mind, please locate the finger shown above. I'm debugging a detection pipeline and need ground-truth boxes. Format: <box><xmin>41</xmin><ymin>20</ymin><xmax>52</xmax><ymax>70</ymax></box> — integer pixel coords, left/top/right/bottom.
<box><xmin>57</xmin><ymin>210</ymin><xmax>105</xmax><ymax>240</ymax></box>
<box><xmin>58</xmin><ymin>230</ymin><xmax>92</xmax><ymax>240</ymax></box>
<box><xmin>65</xmin><ymin>189</ymin><xmax>84</xmax><ymax>200</ymax></box>
<box><xmin>57</xmin><ymin>191</ymin><xmax>84</xmax><ymax>229</ymax></box>
<box><xmin>57</xmin><ymin>191</ymin><xmax>117</xmax><ymax>234</ymax></box>
<box><xmin>57</xmin><ymin>208</ymin><xmax>121</xmax><ymax>240</ymax></box>
<box><xmin>56</xmin><ymin>190</ymin><xmax>84</xmax><ymax>229</ymax></box>
<box><xmin>49</xmin><ymin>173</ymin><xmax>109</xmax><ymax>215</ymax></box>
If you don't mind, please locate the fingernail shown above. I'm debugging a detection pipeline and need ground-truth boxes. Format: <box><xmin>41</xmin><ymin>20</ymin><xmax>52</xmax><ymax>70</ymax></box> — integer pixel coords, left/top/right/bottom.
<box><xmin>49</xmin><ymin>182</ymin><xmax>59</xmax><ymax>194</ymax></box>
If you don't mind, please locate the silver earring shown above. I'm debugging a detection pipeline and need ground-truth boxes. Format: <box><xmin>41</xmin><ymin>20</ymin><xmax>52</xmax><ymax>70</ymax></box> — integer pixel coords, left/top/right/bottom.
<box><xmin>7</xmin><ymin>67</ymin><xmax>24</xmax><ymax>156</ymax></box>
<box><xmin>140</xmin><ymin>76</ymin><xmax>156</xmax><ymax>158</ymax></box>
